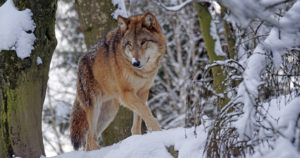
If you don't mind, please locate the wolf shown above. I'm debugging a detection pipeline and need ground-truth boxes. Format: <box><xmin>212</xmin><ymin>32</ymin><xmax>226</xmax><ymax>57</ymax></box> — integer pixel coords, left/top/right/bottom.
<box><xmin>70</xmin><ymin>12</ymin><xmax>166</xmax><ymax>151</ymax></box>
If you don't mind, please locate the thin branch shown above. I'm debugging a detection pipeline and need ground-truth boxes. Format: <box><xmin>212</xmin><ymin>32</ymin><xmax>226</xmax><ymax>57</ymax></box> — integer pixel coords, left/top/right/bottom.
<box><xmin>264</xmin><ymin>0</ymin><xmax>294</xmax><ymax>10</ymax></box>
<box><xmin>153</xmin><ymin>0</ymin><xmax>194</xmax><ymax>12</ymax></box>
<box><xmin>47</xmin><ymin>87</ymin><xmax>64</xmax><ymax>154</ymax></box>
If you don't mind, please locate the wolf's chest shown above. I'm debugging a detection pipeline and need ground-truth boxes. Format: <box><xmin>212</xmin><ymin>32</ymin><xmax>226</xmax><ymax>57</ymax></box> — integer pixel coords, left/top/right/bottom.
<box><xmin>123</xmin><ymin>71</ymin><xmax>153</xmax><ymax>89</ymax></box>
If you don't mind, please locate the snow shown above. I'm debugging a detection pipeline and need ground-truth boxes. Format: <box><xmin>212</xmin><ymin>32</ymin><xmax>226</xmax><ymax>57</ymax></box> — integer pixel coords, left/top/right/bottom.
<box><xmin>46</xmin><ymin>93</ymin><xmax>300</xmax><ymax>158</ymax></box>
<box><xmin>44</xmin><ymin>96</ymin><xmax>300</xmax><ymax>158</ymax></box>
<box><xmin>247</xmin><ymin>96</ymin><xmax>300</xmax><ymax>158</ymax></box>
<box><xmin>234</xmin><ymin>0</ymin><xmax>300</xmax><ymax>138</ymax></box>
<box><xmin>111</xmin><ymin>0</ymin><xmax>128</xmax><ymax>19</ymax></box>
<box><xmin>0</xmin><ymin>0</ymin><xmax>36</xmax><ymax>59</ymax></box>
<box><xmin>47</xmin><ymin>126</ymin><xmax>207</xmax><ymax>158</ymax></box>
<box><xmin>210</xmin><ymin>20</ymin><xmax>226</xmax><ymax>56</ymax></box>
<box><xmin>278</xmin><ymin>97</ymin><xmax>300</xmax><ymax>132</ymax></box>
<box><xmin>221</xmin><ymin>0</ymin><xmax>276</xmax><ymax>26</ymax></box>
<box><xmin>159</xmin><ymin>0</ymin><xmax>193</xmax><ymax>11</ymax></box>
<box><xmin>43</xmin><ymin>0</ymin><xmax>300</xmax><ymax>157</ymax></box>
<box><xmin>37</xmin><ymin>56</ymin><xmax>43</xmax><ymax>65</ymax></box>
<box><xmin>261</xmin><ymin>138</ymin><xmax>300</xmax><ymax>158</ymax></box>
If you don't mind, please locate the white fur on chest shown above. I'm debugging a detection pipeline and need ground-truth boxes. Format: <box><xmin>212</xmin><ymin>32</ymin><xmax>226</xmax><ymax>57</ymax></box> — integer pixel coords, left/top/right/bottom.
<box><xmin>124</xmin><ymin>71</ymin><xmax>148</xmax><ymax>88</ymax></box>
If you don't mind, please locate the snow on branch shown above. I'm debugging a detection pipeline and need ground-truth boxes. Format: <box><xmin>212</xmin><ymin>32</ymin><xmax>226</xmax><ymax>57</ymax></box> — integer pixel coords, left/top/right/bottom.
<box><xmin>153</xmin><ymin>0</ymin><xmax>194</xmax><ymax>12</ymax></box>
<box><xmin>220</xmin><ymin>0</ymin><xmax>278</xmax><ymax>26</ymax></box>
<box><xmin>210</xmin><ymin>19</ymin><xmax>226</xmax><ymax>56</ymax></box>
<box><xmin>204</xmin><ymin>59</ymin><xmax>245</xmax><ymax>73</ymax></box>
<box><xmin>234</xmin><ymin>0</ymin><xmax>300</xmax><ymax>138</ymax></box>
<box><xmin>0</xmin><ymin>0</ymin><xmax>36</xmax><ymax>59</ymax></box>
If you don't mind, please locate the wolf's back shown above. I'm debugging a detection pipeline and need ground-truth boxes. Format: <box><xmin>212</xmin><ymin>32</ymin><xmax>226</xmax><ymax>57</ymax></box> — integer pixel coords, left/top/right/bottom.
<box><xmin>70</xmin><ymin>99</ymin><xmax>88</xmax><ymax>150</ymax></box>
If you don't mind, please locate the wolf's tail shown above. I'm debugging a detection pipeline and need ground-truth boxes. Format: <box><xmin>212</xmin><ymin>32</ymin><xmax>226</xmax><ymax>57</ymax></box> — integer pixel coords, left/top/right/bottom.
<box><xmin>70</xmin><ymin>99</ymin><xmax>88</xmax><ymax>150</ymax></box>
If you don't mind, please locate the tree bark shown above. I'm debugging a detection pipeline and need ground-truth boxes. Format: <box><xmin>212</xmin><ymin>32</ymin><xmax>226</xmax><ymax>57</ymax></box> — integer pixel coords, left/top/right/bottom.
<box><xmin>194</xmin><ymin>3</ymin><xmax>229</xmax><ymax>108</ymax></box>
<box><xmin>0</xmin><ymin>0</ymin><xmax>57</xmax><ymax>158</ymax></box>
<box><xmin>75</xmin><ymin>0</ymin><xmax>117</xmax><ymax>47</ymax></box>
<box><xmin>74</xmin><ymin>0</ymin><xmax>133</xmax><ymax>146</ymax></box>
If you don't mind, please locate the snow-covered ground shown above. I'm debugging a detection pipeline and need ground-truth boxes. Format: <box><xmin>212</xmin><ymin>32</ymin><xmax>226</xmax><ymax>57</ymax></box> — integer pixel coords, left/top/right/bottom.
<box><xmin>45</xmin><ymin>126</ymin><xmax>207</xmax><ymax>158</ymax></box>
<box><xmin>44</xmin><ymin>94</ymin><xmax>300</xmax><ymax>158</ymax></box>
<box><xmin>44</xmin><ymin>0</ymin><xmax>300</xmax><ymax>157</ymax></box>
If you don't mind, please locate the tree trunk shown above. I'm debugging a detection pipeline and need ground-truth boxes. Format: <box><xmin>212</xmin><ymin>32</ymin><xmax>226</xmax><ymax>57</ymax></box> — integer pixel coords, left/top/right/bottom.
<box><xmin>74</xmin><ymin>0</ymin><xmax>133</xmax><ymax>146</ymax></box>
<box><xmin>194</xmin><ymin>3</ymin><xmax>229</xmax><ymax>108</ymax></box>
<box><xmin>75</xmin><ymin>0</ymin><xmax>117</xmax><ymax>47</ymax></box>
<box><xmin>0</xmin><ymin>0</ymin><xmax>57</xmax><ymax>158</ymax></box>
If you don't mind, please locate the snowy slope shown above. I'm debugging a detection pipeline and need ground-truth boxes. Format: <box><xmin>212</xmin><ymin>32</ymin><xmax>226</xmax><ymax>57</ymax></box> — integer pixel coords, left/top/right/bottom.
<box><xmin>45</xmin><ymin>96</ymin><xmax>300</xmax><ymax>158</ymax></box>
<box><xmin>46</xmin><ymin>126</ymin><xmax>207</xmax><ymax>158</ymax></box>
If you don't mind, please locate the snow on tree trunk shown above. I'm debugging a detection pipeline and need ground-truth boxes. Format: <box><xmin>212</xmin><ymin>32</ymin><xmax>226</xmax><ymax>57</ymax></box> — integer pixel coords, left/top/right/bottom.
<box><xmin>74</xmin><ymin>0</ymin><xmax>133</xmax><ymax>146</ymax></box>
<box><xmin>0</xmin><ymin>0</ymin><xmax>57</xmax><ymax>158</ymax></box>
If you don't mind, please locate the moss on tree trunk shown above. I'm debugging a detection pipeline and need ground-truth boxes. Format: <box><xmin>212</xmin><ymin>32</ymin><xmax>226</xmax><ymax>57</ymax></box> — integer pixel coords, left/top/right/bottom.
<box><xmin>195</xmin><ymin>3</ymin><xmax>229</xmax><ymax>108</ymax></box>
<box><xmin>0</xmin><ymin>0</ymin><xmax>57</xmax><ymax>158</ymax></box>
<box><xmin>74</xmin><ymin>0</ymin><xmax>133</xmax><ymax>146</ymax></box>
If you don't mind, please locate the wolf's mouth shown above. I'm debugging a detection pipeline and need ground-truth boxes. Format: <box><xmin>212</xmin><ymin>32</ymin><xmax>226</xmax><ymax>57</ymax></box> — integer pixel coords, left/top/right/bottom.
<box><xmin>136</xmin><ymin>65</ymin><xmax>143</xmax><ymax>69</ymax></box>
<box><xmin>135</xmin><ymin>57</ymin><xmax>150</xmax><ymax>69</ymax></box>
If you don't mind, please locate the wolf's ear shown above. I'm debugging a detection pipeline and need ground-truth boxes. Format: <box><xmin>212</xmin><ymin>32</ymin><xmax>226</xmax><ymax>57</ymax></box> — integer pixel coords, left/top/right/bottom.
<box><xmin>142</xmin><ymin>12</ymin><xmax>158</xmax><ymax>31</ymax></box>
<box><xmin>118</xmin><ymin>15</ymin><xmax>129</xmax><ymax>33</ymax></box>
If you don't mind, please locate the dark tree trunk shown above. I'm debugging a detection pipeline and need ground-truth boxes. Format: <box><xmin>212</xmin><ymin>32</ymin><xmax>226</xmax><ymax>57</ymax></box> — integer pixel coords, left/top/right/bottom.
<box><xmin>74</xmin><ymin>0</ymin><xmax>133</xmax><ymax>146</ymax></box>
<box><xmin>0</xmin><ymin>0</ymin><xmax>57</xmax><ymax>158</ymax></box>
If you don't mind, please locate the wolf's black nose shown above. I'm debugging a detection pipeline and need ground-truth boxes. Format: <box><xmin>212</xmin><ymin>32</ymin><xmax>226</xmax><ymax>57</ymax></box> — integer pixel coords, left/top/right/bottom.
<box><xmin>132</xmin><ymin>60</ymin><xmax>141</xmax><ymax>67</ymax></box>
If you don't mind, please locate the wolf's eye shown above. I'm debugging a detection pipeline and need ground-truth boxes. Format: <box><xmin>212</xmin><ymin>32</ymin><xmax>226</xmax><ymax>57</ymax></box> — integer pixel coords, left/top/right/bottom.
<box><xmin>141</xmin><ymin>40</ymin><xmax>147</xmax><ymax>46</ymax></box>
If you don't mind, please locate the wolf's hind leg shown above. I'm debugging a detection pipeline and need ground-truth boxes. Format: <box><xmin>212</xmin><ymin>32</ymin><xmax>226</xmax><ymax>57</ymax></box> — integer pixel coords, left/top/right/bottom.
<box><xmin>131</xmin><ymin>112</ymin><xmax>142</xmax><ymax>135</ymax></box>
<box><xmin>96</xmin><ymin>99</ymin><xmax>120</xmax><ymax>135</ymax></box>
<box><xmin>85</xmin><ymin>98</ymin><xmax>102</xmax><ymax>151</ymax></box>
<box><xmin>86</xmin><ymin>132</ymin><xmax>100</xmax><ymax>151</ymax></box>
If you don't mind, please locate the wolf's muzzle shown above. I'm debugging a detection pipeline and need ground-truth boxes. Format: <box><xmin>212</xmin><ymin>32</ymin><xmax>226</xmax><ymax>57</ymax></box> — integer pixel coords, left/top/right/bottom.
<box><xmin>132</xmin><ymin>58</ymin><xmax>142</xmax><ymax>68</ymax></box>
<box><xmin>133</xmin><ymin>61</ymin><xmax>141</xmax><ymax>67</ymax></box>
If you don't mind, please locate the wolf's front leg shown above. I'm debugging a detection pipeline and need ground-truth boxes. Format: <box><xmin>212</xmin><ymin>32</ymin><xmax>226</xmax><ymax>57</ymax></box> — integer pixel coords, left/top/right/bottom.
<box><xmin>131</xmin><ymin>112</ymin><xmax>142</xmax><ymax>135</ymax></box>
<box><xmin>121</xmin><ymin>92</ymin><xmax>161</xmax><ymax>132</ymax></box>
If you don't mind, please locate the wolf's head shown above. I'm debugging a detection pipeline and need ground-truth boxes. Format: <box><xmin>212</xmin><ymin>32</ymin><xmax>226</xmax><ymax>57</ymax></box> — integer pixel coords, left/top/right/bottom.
<box><xmin>118</xmin><ymin>12</ymin><xmax>166</xmax><ymax>69</ymax></box>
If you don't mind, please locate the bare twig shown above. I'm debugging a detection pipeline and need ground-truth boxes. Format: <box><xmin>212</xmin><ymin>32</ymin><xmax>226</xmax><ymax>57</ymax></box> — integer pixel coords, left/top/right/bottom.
<box><xmin>265</xmin><ymin>0</ymin><xmax>294</xmax><ymax>10</ymax></box>
<box><xmin>153</xmin><ymin>0</ymin><xmax>194</xmax><ymax>12</ymax></box>
<box><xmin>46</xmin><ymin>87</ymin><xmax>64</xmax><ymax>154</ymax></box>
